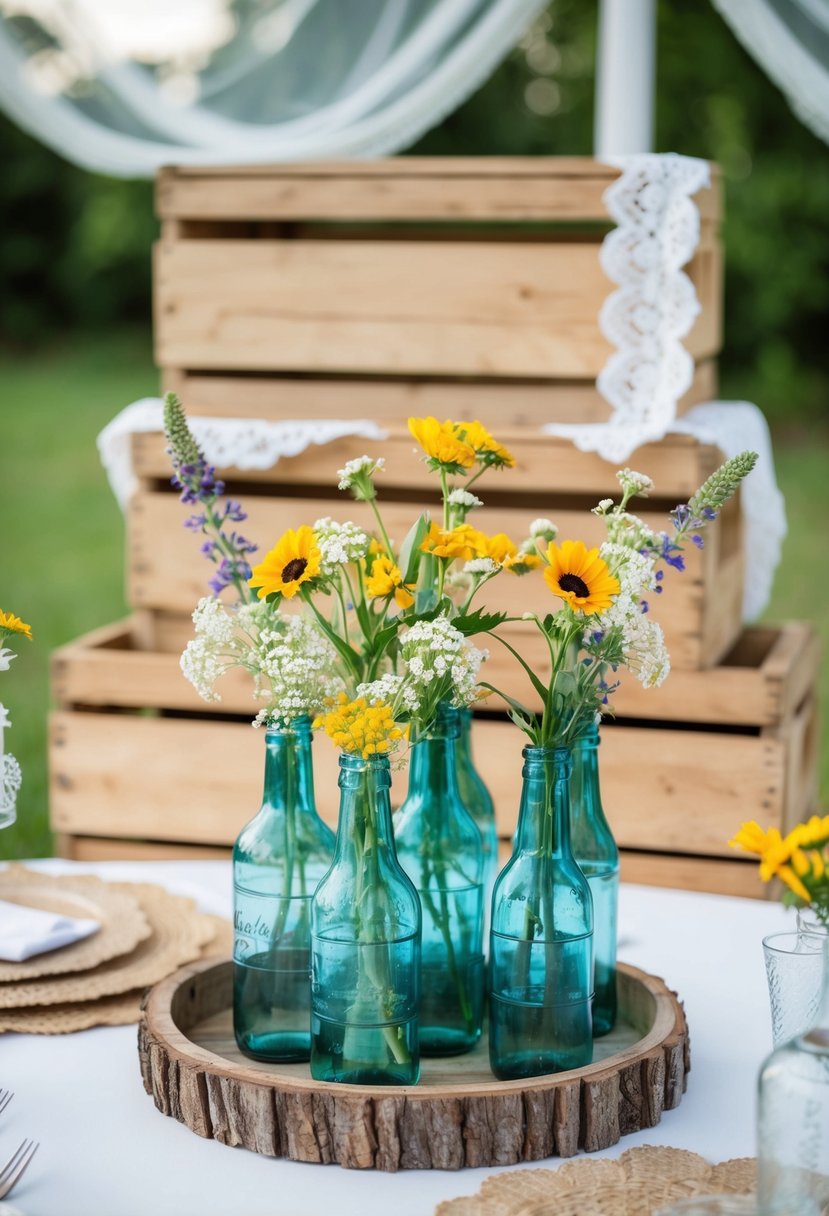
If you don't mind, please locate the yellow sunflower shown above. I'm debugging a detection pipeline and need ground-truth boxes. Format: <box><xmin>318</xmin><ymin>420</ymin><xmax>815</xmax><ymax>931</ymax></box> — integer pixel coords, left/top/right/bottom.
<box><xmin>248</xmin><ymin>525</ymin><xmax>322</xmax><ymax>599</ymax></box>
<box><xmin>543</xmin><ymin>540</ymin><xmax>620</xmax><ymax>615</ymax></box>
<box><xmin>455</xmin><ymin>420</ymin><xmax>516</xmax><ymax>468</ymax></box>
<box><xmin>364</xmin><ymin>555</ymin><xmax>414</xmax><ymax>609</ymax></box>
<box><xmin>0</xmin><ymin>611</ymin><xmax>32</xmax><ymax>640</ymax></box>
<box><xmin>408</xmin><ymin>416</ymin><xmax>476</xmax><ymax>469</ymax></box>
<box><xmin>420</xmin><ymin>522</ymin><xmax>485</xmax><ymax>561</ymax></box>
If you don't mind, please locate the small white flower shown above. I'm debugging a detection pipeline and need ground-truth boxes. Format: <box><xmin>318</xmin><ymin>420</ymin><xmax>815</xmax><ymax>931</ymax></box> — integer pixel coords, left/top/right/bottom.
<box><xmin>448</xmin><ymin>488</ymin><xmax>483</xmax><ymax>510</ymax></box>
<box><xmin>313</xmin><ymin>518</ymin><xmax>370</xmax><ymax>574</ymax></box>
<box><xmin>463</xmin><ymin>557</ymin><xmax>499</xmax><ymax>576</ymax></box>
<box><xmin>0</xmin><ymin>704</ymin><xmax>11</xmax><ymax>729</ymax></box>
<box><xmin>593</xmin><ymin>498</ymin><xmax>614</xmax><ymax>515</ymax></box>
<box><xmin>529</xmin><ymin>517</ymin><xmax>558</xmax><ymax>541</ymax></box>
<box><xmin>617</xmin><ymin>468</ymin><xmax>655</xmax><ymax>498</ymax></box>
<box><xmin>401</xmin><ymin>615</ymin><xmax>486</xmax><ymax>709</ymax></box>
<box><xmin>337</xmin><ymin>455</ymin><xmax>385</xmax><ymax>492</ymax></box>
<box><xmin>0</xmin><ymin>649</ymin><xmax>16</xmax><ymax>672</ymax></box>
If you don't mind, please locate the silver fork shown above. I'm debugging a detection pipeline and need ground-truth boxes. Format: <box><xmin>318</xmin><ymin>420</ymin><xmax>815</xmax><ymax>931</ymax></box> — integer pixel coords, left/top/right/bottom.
<box><xmin>0</xmin><ymin>1091</ymin><xmax>12</xmax><ymax>1117</ymax></box>
<box><xmin>0</xmin><ymin>1139</ymin><xmax>39</xmax><ymax>1200</ymax></box>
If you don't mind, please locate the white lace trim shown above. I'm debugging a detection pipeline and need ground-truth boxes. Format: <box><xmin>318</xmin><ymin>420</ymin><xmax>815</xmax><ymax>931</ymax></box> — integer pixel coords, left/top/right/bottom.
<box><xmin>673</xmin><ymin>402</ymin><xmax>787</xmax><ymax>622</ymax></box>
<box><xmin>97</xmin><ymin>399</ymin><xmax>389</xmax><ymax>509</ymax></box>
<box><xmin>546</xmin><ymin>151</ymin><xmax>711</xmax><ymax>462</ymax></box>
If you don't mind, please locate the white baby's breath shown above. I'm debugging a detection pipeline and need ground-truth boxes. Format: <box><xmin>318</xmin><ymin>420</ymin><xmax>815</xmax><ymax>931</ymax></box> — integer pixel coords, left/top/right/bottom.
<box><xmin>313</xmin><ymin>517</ymin><xmax>370</xmax><ymax>575</ymax></box>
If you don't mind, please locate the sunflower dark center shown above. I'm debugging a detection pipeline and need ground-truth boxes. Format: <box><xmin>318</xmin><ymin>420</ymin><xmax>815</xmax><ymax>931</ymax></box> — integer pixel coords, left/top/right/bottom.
<box><xmin>559</xmin><ymin>573</ymin><xmax>590</xmax><ymax>598</ymax></box>
<box><xmin>281</xmin><ymin>557</ymin><xmax>308</xmax><ymax>582</ymax></box>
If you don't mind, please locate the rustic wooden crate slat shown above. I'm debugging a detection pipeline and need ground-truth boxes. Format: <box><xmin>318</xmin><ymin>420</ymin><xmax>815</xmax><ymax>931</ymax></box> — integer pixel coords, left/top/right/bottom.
<box><xmin>52</xmin><ymin>620</ymin><xmax>818</xmax><ymax>731</ymax></box>
<box><xmin>160</xmin><ymin>359</ymin><xmax>718</xmax><ymax>429</ymax></box>
<box><xmin>127</xmin><ymin>489</ymin><xmax>741</xmax><ymax>670</ymax></box>
<box><xmin>48</xmin><ymin>698</ymin><xmax>817</xmax><ymax>861</ymax></box>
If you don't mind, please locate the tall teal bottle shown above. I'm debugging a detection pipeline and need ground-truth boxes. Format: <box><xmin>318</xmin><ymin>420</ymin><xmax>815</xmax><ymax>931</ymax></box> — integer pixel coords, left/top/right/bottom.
<box><xmin>456</xmin><ymin>708</ymin><xmax>499</xmax><ymax>910</ymax></box>
<box><xmin>489</xmin><ymin>744</ymin><xmax>593</xmax><ymax>1080</ymax></box>
<box><xmin>310</xmin><ymin>752</ymin><xmax>421</xmax><ymax>1085</ymax></box>
<box><xmin>570</xmin><ymin>724</ymin><xmax>619</xmax><ymax>1036</ymax></box>
<box><xmin>233</xmin><ymin>718</ymin><xmax>335</xmax><ymax>1062</ymax></box>
<box><xmin>395</xmin><ymin>703</ymin><xmax>485</xmax><ymax>1056</ymax></box>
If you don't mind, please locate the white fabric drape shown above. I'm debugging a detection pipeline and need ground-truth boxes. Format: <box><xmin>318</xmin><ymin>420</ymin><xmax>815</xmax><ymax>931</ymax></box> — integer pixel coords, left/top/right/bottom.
<box><xmin>712</xmin><ymin>0</ymin><xmax>829</xmax><ymax>146</ymax></box>
<box><xmin>0</xmin><ymin>0</ymin><xmax>549</xmax><ymax>177</ymax></box>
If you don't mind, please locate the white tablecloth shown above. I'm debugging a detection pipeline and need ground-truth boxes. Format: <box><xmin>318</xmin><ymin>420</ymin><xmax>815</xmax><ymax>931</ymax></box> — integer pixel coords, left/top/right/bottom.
<box><xmin>1</xmin><ymin>859</ymin><xmax>790</xmax><ymax>1216</ymax></box>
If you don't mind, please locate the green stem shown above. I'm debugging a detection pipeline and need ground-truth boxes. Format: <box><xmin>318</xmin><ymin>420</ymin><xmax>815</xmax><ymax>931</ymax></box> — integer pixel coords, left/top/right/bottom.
<box><xmin>369</xmin><ymin>498</ymin><xmax>395</xmax><ymax>559</ymax></box>
<box><xmin>204</xmin><ymin>500</ymin><xmax>251</xmax><ymax>602</ymax></box>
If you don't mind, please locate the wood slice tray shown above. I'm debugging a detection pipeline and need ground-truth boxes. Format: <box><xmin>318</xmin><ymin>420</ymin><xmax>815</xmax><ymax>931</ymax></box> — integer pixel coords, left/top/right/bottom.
<box><xmin>139</xmin><ymin>958</ymin><xmax>689</xmax><ymax>1172</ymax></box>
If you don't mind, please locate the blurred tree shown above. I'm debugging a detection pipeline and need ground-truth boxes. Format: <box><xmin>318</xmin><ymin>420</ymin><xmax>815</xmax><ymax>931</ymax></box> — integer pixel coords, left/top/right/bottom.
<box><xmin>0</xmin><ymin>0</ymin><xmax>826</xmax><ymax>423</ymax></box>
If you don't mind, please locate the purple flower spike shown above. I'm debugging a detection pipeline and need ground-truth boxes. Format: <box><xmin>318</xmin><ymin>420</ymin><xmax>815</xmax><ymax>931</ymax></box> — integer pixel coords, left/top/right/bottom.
<box><xmin>691</xmin><ymin>534</ymin><xmax>705</xmax><ymax>549</ymax></box>
<box><xmin>640</xmin><ymin>601</ymin><xmax>649</xmax><ymax>613</ymax></box>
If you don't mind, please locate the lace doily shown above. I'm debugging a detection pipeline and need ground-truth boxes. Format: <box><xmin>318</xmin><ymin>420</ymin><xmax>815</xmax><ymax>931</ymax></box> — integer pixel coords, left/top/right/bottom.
<box><xmin>97</xmin><ymin>399</ymin><xmax>389</xmax><ymax>509</ymax></box>
<box><xmin>547</xmin><ymin>152</ymin><xmax>711</xmax><ymax>461</ymax></box>
<box><xmin>0</xmin><ymin>702</ymin><xmax>20</xmax><ymax>827</ymax></box>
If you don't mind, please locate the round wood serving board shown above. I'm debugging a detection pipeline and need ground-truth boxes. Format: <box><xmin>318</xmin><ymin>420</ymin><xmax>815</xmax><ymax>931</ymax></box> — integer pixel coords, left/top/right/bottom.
<box><xmin>139</xmin><ymin>959</ymin><xmax>689</xmax><ymax>1172</ymax></box>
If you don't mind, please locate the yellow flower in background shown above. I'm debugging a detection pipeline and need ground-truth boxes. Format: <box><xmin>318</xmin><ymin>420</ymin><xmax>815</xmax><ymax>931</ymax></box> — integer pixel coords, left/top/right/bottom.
<box><xmin>314</xmin><ymin>695</ymin><xmax>403</xmax><ymax>759</ymax></box>
<box><xmin>420</xmin><ymin>522</ymin><xmax>485</xmax><ymax>561</ymax></box>
<box><xmin>543</xmin><ymin>540</ymin><xmax>621</xmax><ymax>616</ymax></box>
<box><xmin>456</xmin><ymin>420</ymin><xmax>516</xmax><ymax>469</ymax></box>
<box><xmin>365</xmin><ymin>556</ymin><xmax>414</xmax><ymax>609</ymax></box>
<box><xmin>778</xmin><ymin>865</ymin><xmax>812</xmax><ymax>903</ymax></box>
<box><xmin>503</xmin><ymin>551</ymin><xmax>542</xmax><ymax>576</ymax></box>
<box><xmin>248</xmin><ymin>525</ymin><xmax>322</xmax><ymax>599</ymax></box>
<box><xmin>479</xmin><ymin>532</ymin><xmax>518</xmax><ymax>564</ymax></box>
<box><xmin>0</xmin><ymin>611</ymin><xmax>32</xmax><ymax>640</ymax></box>
<box><xmin>408</xmin><ymin>416</ymin><xmax>476</xmax><ymax>470</ymax></box>
<box><xmin>729</xmin><ymin>820</ymin><xmax>777</xmax><ymax>857</ymax></box>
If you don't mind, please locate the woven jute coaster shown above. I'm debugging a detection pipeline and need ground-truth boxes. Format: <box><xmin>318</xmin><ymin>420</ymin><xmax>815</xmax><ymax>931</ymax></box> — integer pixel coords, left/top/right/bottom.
<box><xmin>0</xmin><ymin>881</ymin><xmax>226</xmax><ymax>1009</ymax></box>
<box><xmin>0</xmin><ymin>866</ymin><xmax>151</xmax><ymax>981</ymax></box>
<box><xmin>0</xmin><ymin>916</ymin><xmax>232</xmax><ymax>1034</ymax></box>
<box><xmin>434</xmin><ymin>1148</ymin><xmax>757</xmax><ymax>1216</ymax></box>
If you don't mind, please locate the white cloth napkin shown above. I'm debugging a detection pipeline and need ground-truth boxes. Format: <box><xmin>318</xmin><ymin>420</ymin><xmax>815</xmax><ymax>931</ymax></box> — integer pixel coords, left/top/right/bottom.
<box><xmin>0</xmin><ymin>898</ymin><xmax>100</xmax><ymax>962</ymax></box>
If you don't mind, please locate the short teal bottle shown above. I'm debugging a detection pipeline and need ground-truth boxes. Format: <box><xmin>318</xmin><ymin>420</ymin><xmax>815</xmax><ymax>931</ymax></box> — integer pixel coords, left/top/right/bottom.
<box><xmin>233</xmin><ymin>718</ymin><xmax>335</xmax><ymax>1062</ymax></box>
<box><xmin>570</xmin><ymin>724</ymin><xmax>619</xmax><ymax>1036</ymax></box>
<box><xmin>489</xmin><ymin>745</ymin><xmax>593</xmax><ymax>1081</ymax></box>
<box><xmin>310</xmin><ymin>752</ymin><xmax>421</xmax><ymax>1085</ymax></box>
<box><xmin>395</xmin><ymin>703</ymin><xmax>485</xmax><ymax>1056</ymax></box>
<box><xmin>456</xmin><ymin>708</ymin><xmax>499</xmax><ymax>908</ymax></box>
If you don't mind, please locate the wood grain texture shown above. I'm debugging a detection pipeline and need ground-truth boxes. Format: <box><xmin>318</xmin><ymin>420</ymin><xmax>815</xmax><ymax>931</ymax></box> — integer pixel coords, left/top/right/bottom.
<box><xmin>138</xmin><ymin>958</ymin><xmax>689</xmax><ymax>1170</ymax></box>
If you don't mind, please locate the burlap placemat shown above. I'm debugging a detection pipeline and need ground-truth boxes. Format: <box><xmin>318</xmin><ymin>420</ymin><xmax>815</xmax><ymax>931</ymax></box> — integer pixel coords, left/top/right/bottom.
<box><xmin>0</xmin><ymin>915</ymin><xmax>233</xmax><ymax>1034</ymax></box>
<box><xmin>434</xmin><ymin>1148</ymin><xmax>757</xmax><ymax>1216</ymax></box>
<box><xmin>0</xmin><ymin>866</ymin><xmax>151</xmax><ymax>980</ymax></box>
<box><xmin>0</xmin><ymin>882</ymin><xmax>222</xmax><ymax>1008</ymax></box>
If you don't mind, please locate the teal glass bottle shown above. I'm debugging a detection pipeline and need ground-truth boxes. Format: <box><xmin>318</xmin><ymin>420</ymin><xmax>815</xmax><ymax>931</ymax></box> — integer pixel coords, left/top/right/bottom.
<box><xmin>489</xmin><ymin>745</ymin><xmax>593</xmax><ymax>1080</ymax></box>
<box><xmin>395</xmin><ymin>703</ymin><xmax>485</xmax><ymax>1056</ymax></box>
<box><xmin>233</xmin><ymin>718</ymin><xmax>335</xmax><ymax>1062</ymax></box>
<box><xmin>310</xmin><ymin>752</ymin><xmax>421</xmax><ymax>1085</ymax></box>
<box><xmin>456</xmin><ymin>708</ymin><xmax>499</xmax><ymax>909</ymax></box>
<box><xmin>570</xmin><ymin>723</ymin><xmax>619</xmax><ymax>1036</ymax></box>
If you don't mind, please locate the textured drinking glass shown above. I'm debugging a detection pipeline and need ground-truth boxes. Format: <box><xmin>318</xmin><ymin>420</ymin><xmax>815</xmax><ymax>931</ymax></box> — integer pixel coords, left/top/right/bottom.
<box><xmin>489</xmin><ymin>745</ymin><xmax>593</xmax><ymax>1081</ymax></box>
<box><xmin>456</xmin><ymin>708</ymin><xmax>499</xmax><ymax>909</ymax></box>
<box><xmin>395</xmin><ymin>703</ymin><xmax>485</xmax><ymax>1056</ymax></box>
<box><xmin>763</xmin><ymin>931</ymin><xmax>825</xmax><ymax>1047</ymax></box>
<box><xmin>757</xmin><ymin>937</ymin><xmax>829</xmax><ymax>1215</ymax></box>
<box><xmin>233</xmin><ymin>719</ymin><xmax>335</xmax><ymax>1063</ymax></box>
<box><xmin>570</xmin><ymin>723</ymin><xmax>619</xmax><ymax>1036</ymax></box>
<box><xmin>311</xmin><ymin>752</ymin><xmax>421</xmax><ymax>1085</ymax></box>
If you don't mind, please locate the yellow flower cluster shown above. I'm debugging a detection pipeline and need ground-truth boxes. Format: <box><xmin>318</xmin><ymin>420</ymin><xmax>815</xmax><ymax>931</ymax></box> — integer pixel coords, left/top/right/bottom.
<box><xmin>314</xmin><ymin>694</ymin><xmax>404</xmax><ymax>759</ymax></box>
<box><xmin>364</xmin><ymin>556</ymin><xmax>414</xmax><ymax>609</ymax></box>
<box><xmin>0</xmin><ymin>611</ymin><xmax>32</xmax><ymax>640</ymax></box>
<box><xmin>408</xmin><ymin>416</ymin><xmax>515</xmax><ymax>471</ymax></box>
<box><xmin>418</xmin><ymin>524</ymin><xmax>539</xmax><ymax>575</ymax></box>
<box><xmin>730</xmin><ymin>815</ymin><xmax>829</xmax><ymax>905</ymax></box>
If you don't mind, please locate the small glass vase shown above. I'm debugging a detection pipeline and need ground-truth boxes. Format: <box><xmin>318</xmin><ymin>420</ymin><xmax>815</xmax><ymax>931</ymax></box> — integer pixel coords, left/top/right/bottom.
<box><xmin>489</xmin><ymin>744</ymin><xmax>594</xmax><ymax>1081</ymax></box>
<box><xmin>456</xmin><ymin>708</ymin><xmax>499</xmax><ymax>907</ymax></box>
<box><xmin>395</xmin><ymin>703</ymin><xmax>485</xmax><ymax>1056</ymax></box>
<box><xmin>570</xmin><ymin>723</ymin><xmax>619</xmax><ymax>1036</ymax></box>
<box><xmin>763</xmin><ymin>912</ymin><xmax>828</xmax><ymax>1047</ymax></box>
<box><xmin>310</xmin><ymin>752</ymin><xmax>421</xmax><ymax>1086</ymax></box>
<box><xmin>233</xmin><ymin>717</ymin><xmax>335</xmax><ymax>1063</ymax></box>
<box><xmin>757</xmin><ymin>934</ymin><xmax>829</xmax><ymax>1214</ymax></box>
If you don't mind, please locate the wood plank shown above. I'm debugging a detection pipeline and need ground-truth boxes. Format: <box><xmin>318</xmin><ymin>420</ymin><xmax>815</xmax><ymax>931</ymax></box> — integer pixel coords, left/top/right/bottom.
<box><xmin>160</xmin><ymin>359</ymin><xmax>719</xmax><ymax>428</ymax></box>
<box><xmin>52</xmin><ymin>620</ymin><xmax>815</xmax><ymax>731</ymax></box>
<box><xmin>127</xmin><ymin>491</ymin><xmax>718</xmax><ymax>668</ymax></box>
<box><xmin>48</xmin><ymin>710</ymin><xmax>788</xmax><ymax>857</ymax></box>
<box><xmin>618</xmin><ymin>851</ymin><xmax>766</xmax><ymax>900</ymax></box>
<box><xmin>132</xmin><ymin>427</ymin><xmax>724</xmax><ymax>500</ymax></box>
<box><xmin>56</xmin><ymin>835</ymin><xmax>231</xmax><ymax>862</ymax></box>
<box><xmin>154</xmin><ymin>239</ymin><xmax>720</xmax><ymax>378</ymax></box>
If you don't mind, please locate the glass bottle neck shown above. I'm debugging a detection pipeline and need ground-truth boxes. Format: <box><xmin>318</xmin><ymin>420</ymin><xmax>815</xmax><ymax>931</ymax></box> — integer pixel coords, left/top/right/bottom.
<box><xmin>570</xmin><ymin>726</ymin><xmax>602</xmax><ymax>824</ymax></box>
<box><xmin>455</xmin><ymin>708</ymin><xmax>474</xmax><ymax>764</ymax></box>
<box><xmin>408</xmin><ymin>704</ymin><xmax>461</xmax><ymax>798</ymax></box>
<box><xmin>333</xmin><ymin>752</ymin><xmax>398</xmax><ymax>863</ymax></box>
<box><xmin>262</xmin><ymin>718</ymin><xmax>316</xmax><ymax>813</ymax></box>
<box><xmin>514</xmin><ymin>746</ymin><xmax>574</xmax><ymax>857</ymax></box>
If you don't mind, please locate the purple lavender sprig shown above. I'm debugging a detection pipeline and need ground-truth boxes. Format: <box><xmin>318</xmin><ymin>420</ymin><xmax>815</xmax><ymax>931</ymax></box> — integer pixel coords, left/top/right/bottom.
<box><xmin>163</xmin><ymin>393</ymin><xmax>256</xmax><ymax>602</ymax></box>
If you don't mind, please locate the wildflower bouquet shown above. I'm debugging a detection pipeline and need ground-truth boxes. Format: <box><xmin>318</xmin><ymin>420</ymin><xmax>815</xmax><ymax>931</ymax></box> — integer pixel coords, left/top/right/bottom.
<box><xmin>731</xmin><ymin>817</ymin><xmax>829</xmax><ymax>923</ymax></box>
<box><xmin>0</xmin><ymin>610</ymin><xmax>32</xmax><ymax>829</ymax></box>
<box><xmin>481</xmin><ymin>452</ymin><xmax>759</xmax><ymax>745</ymax></box>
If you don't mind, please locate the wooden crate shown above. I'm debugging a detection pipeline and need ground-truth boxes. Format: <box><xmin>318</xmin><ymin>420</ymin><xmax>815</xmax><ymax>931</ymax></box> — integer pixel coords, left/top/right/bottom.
<box><xmin>128</xmin><ymin>425</ymin><xmax>743</xmax><ymax>671</ymax></box>
<box><xmin>50</xmin><ymin>620</ymin><xmax>820</xmax><ymax>897</ymax></box>
<box><xmin>155</xmin><ymin>158</ymin><xmax>722</xmax><ymax>428</ymax></box>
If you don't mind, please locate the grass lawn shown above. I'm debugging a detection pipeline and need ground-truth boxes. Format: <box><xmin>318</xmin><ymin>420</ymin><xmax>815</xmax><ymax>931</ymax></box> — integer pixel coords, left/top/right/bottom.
<box><xmin>0</xmin><ymin>331</ymin><xmax>827</xmax><ymax>860</ymax></box>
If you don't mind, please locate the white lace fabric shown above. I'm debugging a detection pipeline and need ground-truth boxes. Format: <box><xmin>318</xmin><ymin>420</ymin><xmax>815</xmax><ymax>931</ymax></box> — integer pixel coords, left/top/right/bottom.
<box><xmin>97</xmin><ymin>399</ymin><xmax>389</xmax><ymax>509</ymax></box>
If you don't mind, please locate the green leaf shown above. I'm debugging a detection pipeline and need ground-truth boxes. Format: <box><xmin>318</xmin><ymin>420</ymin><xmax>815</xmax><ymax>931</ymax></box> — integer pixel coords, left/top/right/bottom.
<box><xmin>453</xmin><ymin>608</ymin><xmax>509</xmax><ymax>637</ymax></box>
<box><xmin>479</xmin><ymin>680</ymin><xmax>535</xmax><ymax>727</ymax></box>
<box><xmin>487</xmin><ymin>631</ymin><xmax>549</xmax><ymax>704</ymax></box>
<box><xmin>399</xmin><ymin>513</ymin><xmax>430</xmax><ymax>585</ymax></box>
